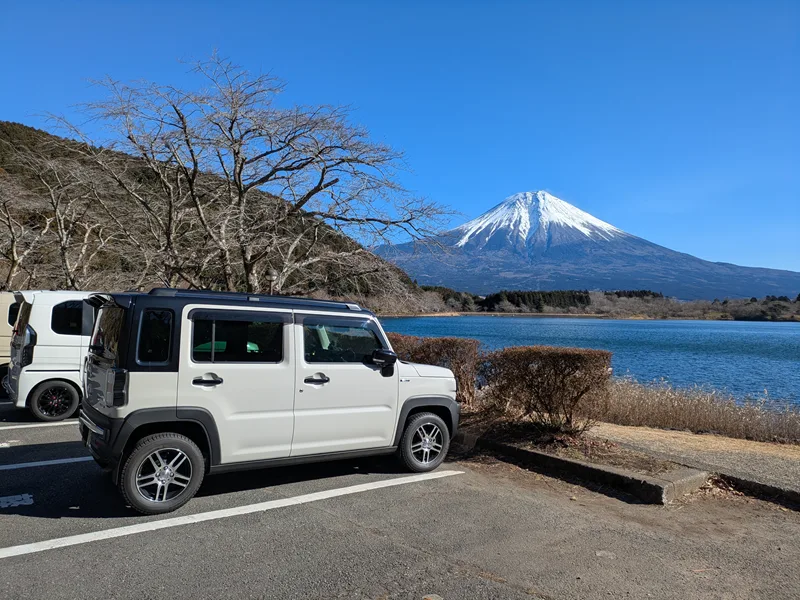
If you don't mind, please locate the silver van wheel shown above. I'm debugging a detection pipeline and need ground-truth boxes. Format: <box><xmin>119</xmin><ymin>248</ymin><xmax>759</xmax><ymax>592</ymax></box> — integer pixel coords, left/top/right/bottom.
<box><xmin>135</xmin><ymin>448</ymin><xmax>193</xmax><ymax>503</ymax></box>
<box><xmin>411</xmin><ymin>423</ymin><xmax>444</xmax><ymax>465</ymax></box>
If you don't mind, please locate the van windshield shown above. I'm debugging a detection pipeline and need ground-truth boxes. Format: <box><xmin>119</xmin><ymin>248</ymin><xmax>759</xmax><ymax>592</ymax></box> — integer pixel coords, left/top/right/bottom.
<box><xmin>90</xmin><ymin>305</ymin><xmax>126</xmax><ymax>365</ymax></box>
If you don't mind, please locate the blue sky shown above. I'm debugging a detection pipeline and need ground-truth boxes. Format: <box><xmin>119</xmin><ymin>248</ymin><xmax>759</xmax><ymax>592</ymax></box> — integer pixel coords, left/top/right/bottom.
<box><xmin>3</xmin><ymin>0</ymin><xmax>798</xmax><ymax>271</ymax></box>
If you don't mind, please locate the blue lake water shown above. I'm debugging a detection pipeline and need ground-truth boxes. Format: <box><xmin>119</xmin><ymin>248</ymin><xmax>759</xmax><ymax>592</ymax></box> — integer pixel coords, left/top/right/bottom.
<box><xmin>381</xmin><ymin>316</ymin><xmax>800</xmax><ymax>406</ymax></box>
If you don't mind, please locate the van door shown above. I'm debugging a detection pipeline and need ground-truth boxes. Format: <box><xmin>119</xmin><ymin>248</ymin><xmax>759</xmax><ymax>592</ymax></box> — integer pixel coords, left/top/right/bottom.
<box><xmin>292</xmin><ymin>314</ymin><xmax>398</xmax><ymax>456</ymax></box>
<box><xmin>176</xmin><ymin>306</ymin><xmax>294</xmax><ymax>464</ymax></box>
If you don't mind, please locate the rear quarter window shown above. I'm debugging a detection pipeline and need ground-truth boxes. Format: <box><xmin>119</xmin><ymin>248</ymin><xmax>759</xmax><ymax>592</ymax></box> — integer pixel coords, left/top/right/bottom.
<box><xmin>137</xmin><ymin>309</ymin><xmax>173</xmax><ymax>365</ymax></box>
<box><xmin>51</xmin><ymin>301</ymin><xmax>84</xmax><ymax>336</ymax></box>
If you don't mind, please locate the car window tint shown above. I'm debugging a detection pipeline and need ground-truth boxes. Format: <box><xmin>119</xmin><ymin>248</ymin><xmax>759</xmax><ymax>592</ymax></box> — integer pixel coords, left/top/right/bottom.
<box><xmin>192</xmin><ymin>317</ymin><xmax>282</xmax><ymax>363</ymax></box>
<box><xmin>137</xmin><ymin>309</ymin><xmax>173</xmax><ymax>364</ymax></box>
<box><xmin>7</xmin><ymin>302</ymin><xmax>19</xmax><ymax>326</ymax></box>
<box><xmin>51</xmin><ymin>301</ymin><xmax>84</xmax><ymax>336</ymax></box>
<box><xmin>303</xmin><ymin>322</ymin><xmax>382</xmax><ymax>363</ymax></box>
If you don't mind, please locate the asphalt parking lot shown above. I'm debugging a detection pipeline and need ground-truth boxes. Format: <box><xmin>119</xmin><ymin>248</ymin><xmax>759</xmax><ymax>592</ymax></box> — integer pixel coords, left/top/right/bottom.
<box><xmin>1</xmin><ymin>402</ymin><xmax>799</xmax><ymax>600</ymax></box>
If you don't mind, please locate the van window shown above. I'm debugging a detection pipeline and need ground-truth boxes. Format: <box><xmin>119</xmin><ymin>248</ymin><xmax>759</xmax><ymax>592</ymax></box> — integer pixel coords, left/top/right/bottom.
<box><xmin>90</xmin><ymin>306</ymin><xmax>126</xmax><ymax>366</ymax></box>
<box><xmin>51</xmin><ymin>301</ymin><xmax>84</xmax><ymax>336</ymax></box>
<box><xmin>137</xmin><ymin>309</ymin><xmax>173</xmax><ymax>365</ymax></box>
<box><xmin>192</xmin><ymin>316</ymin><xmax>283</xmax><ymax>363</ymax></box>
<box><xmin>7</xmin><ymin>302</ymin><xmax>19</xmax><ymax>326</ymax></box>
<box><xmin>303</xmin><ymin>319</ymin><xmax>383</xmax><ymax>363</ymax></box>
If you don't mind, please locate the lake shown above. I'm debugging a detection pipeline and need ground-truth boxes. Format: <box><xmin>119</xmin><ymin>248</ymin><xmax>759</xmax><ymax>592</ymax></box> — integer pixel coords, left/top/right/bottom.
<box><xmin>381</xmin><ymin>316</ymin><xmax>800</xmax><ymax>406</ymax></box>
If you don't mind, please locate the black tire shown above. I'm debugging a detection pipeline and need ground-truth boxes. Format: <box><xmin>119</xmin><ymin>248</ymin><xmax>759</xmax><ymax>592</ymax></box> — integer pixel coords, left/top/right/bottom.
<box><xmin>399</xmin><ymin>412</ymin><xmax>450</xmax><ymax>473</ymax></box>
<box><xmin>119</xmin><ymin>432</ymin><xmax>205</xmax><ymax>515</ymax></box>
<box><xmin>29</xmin><ymin>381</ymin><xmax>80</xmax><ymax>422</ymax></box>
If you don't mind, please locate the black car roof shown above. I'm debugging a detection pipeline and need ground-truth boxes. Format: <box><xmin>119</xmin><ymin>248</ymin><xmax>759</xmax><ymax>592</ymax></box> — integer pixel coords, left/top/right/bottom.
<box><xmin>90</xmin><ymin>288</ymin><xmax>372</xmax><ymax>316</ymax></box>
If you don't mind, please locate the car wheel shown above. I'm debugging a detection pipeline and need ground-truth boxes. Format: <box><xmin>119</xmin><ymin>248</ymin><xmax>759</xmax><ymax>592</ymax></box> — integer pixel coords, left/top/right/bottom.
<box><xmin>120</xmin><ymin>432</ymin><xmax>205</xmax><ymax>515</ymax></box>
<box><xmin>399</xmin><ymin>412</ymin><xmax>450</xmax><ymax>473</ymax></box>
<box><xmin>29</xmin><ymin>381</ymin><xmax>80</xmax><ymax>422</ymax></box>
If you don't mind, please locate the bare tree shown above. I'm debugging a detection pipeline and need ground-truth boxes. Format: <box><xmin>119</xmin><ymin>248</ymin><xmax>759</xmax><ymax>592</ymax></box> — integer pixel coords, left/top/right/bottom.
<box><xmin>6</xmin><ymin>148</ymin><xmax>121</xmax><ymax>289</ymax></box>
<box><xmin>55</xmin><ymin>54</ymin><xmax>448</xmax><ymax>293</ymax></box>
<box><xmin>0</xmin><ymin>175</ymin><xmax>53</xmax><ymax>290</ymax></box>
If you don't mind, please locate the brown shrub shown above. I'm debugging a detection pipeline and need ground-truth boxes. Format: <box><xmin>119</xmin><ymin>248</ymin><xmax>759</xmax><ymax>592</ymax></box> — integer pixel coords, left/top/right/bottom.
<box><xmin>386</xmin><ymin>332</ymin><xmax>480</xmax><ymax>406</ymax></box>
<box><xmin>606</xmin><ymin>378</ymin><xmax>800</xmax><ymax>443</ymax></box>
<box><xmin>482</xmin><ymin>346</ymin><xmax>612</xmax><ymax>434</ymax></box>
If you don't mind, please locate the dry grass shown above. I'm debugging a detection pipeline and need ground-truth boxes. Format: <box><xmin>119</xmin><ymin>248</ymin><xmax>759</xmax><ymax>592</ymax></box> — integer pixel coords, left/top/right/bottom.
<box><xmin>603</xmin><ymin>378</ymin><xmax>800</xmax><ymax>444</ymax></box>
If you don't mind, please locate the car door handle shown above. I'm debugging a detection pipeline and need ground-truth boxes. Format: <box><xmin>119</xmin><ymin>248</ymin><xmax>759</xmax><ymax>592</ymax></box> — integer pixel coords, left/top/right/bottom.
<box><xmin>304</xmin><ymin>374</ymin><xmax>330</xmax><ymax>385</ymax></box>
<box><xmin>192</xmin><ymin>376</ymin><xmax>223</xmax><ymax>387</ymax></box>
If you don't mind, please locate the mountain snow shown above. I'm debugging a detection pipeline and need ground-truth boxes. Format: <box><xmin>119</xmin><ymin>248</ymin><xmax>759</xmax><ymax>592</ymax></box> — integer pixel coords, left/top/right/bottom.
<box><xmin>454</xmin><ymin>191</ymin><xmax>623</xmax><ymax>248</ymax></box>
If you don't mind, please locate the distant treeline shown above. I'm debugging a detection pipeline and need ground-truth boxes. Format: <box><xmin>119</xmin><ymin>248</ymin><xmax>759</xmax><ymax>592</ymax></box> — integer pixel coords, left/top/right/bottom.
<box><xmin>605</xmin><ymin>290</ymin><xmax>664</xmax><ymax>299</ymax></box>
<box><xmin>414</xmin><ymin>285</ymin><xmax>800</xmax><ymax>321</ymax></box>
<box><xmin>481</xmin><ymin>290</ymin><xmax>592</xmax><ymax>311</ymax></box>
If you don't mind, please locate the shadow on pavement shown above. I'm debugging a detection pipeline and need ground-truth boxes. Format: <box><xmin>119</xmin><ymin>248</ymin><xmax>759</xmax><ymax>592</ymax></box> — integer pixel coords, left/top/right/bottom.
<box><xmin>197</xmin><ymin>455</ymin><xmax>403</xmax><ymax>497</ymax></box>
<box><xmin>1</xmin><ymin>451</ymin><xmax>407</xmax><ymax>520</ymax></box>
<box><xmin>0</xmin><ymin>404</ymin><xmax>79</xmax><ymax>425</ymax></box>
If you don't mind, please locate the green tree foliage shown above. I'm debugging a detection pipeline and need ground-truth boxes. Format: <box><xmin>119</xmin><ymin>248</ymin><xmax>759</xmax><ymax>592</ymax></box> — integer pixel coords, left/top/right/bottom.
<box><xmin>604</xmin><ymin>290</ymin><xmax>664</xmax><ymax>299</ymax></box>
<box><xmin>419</xmin><ymin>285</ymin><xmax>480</xmax><ymax>311</ymax></box>
<box><xmin>480</xmin><ymin>290</ymin><xmax>591</xmax><ymax>312</ymax></box>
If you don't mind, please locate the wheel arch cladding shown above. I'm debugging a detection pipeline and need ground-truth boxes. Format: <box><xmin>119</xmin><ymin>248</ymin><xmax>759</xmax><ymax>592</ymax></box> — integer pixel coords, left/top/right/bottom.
<box><xmin>393</xmin><ymin>396</ymin><xmax>459</xmax><ymax>446</ymax></box>
<box><xmin>113</xmin><ymin>407</ymin><xmax>221</xmax><ymax>471</ymax></box>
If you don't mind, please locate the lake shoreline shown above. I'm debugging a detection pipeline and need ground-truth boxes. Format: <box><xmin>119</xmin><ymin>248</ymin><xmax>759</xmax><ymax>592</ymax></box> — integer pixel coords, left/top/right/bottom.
<box><xmin>380</xmin><ymin>311</ymin><xmax>800</xmax><ymax>322</ymax></box>
<box><xmin>381</xmin><ymin>314</ymin><xmax>799</xmax><ymax>403</ymax></box>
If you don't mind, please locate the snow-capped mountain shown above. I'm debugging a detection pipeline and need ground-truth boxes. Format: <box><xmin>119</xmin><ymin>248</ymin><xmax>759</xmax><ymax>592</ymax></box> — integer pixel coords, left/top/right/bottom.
<box><xmin>452</xmin><ymin>191</ymin><xmax>624</xmax><ymax>253</ymax></box>
<box><xmin>378</xmin><ymin>190</ymin><xmax>800</xmax><ymax>300</ymax></box>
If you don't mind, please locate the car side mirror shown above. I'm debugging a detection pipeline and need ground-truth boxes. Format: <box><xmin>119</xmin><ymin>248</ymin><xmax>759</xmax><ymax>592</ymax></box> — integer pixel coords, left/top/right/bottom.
<box><xmin>371</xmin><ymin>348</ymin><xmax>398</xmax><ymax>367</ymax></box>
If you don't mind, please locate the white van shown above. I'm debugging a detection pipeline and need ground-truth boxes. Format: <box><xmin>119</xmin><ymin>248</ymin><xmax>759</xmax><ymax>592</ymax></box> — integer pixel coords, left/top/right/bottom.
<box><xmin>3</xmin><ymin>290</ymin><xmax>96</xmax><ymax>421</ymax></box>
<box><xmin>0</xmin><ymin>292</ymin><xmax>20</xmax><ymax>386</ymax></box>
<box><xmin>80</xmin><ymin>289</ymin><xmax>459</xmax><ymax>514</ymax></box>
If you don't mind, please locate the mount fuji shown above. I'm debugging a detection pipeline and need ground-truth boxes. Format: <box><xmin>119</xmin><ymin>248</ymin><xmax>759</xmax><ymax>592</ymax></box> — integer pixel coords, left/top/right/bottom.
<box><xmin>379</xmin><ymin>191</ymin><xmax>800</xmax><ymax>300</ymax></box>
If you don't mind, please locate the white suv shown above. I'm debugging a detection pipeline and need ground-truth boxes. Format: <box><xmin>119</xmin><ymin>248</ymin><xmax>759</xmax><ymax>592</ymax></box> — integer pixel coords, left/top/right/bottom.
<box><xmin>3</xmin><ymin>290</ymin><xmax>96</xmax><ymax>421</ymax></box>
<box><xmin>79</xmin><ymin>289</ymin><xmax>459</xmax><ymax>515</ymax></box>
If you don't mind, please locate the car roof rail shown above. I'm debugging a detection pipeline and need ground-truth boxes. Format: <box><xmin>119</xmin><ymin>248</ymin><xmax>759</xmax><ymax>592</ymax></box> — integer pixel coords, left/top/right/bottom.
<box><xmin>146</xmin><ymin>288</ymin><xmax>363</xmax><ymax>312</ymax></box>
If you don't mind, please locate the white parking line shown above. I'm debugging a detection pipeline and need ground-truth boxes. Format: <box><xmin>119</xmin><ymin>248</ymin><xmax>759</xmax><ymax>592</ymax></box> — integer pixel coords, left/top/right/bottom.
<box><xmin>0</xmin><ymin>469</ymin><xmax>463</xmax><ymax>559</ymax></box>
<box><xmin>0</xmin><ymin>421</ymin><xmax>79</xmax><ymax>431</ymax></box>
<box><xmin>0</xmin><ymin>457</ymin><xmax>94</xmax><ymax>471</ymax></box>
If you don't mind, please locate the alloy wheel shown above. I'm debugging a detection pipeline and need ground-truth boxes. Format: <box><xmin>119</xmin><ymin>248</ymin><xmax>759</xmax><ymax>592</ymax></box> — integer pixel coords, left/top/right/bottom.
<box><xmin>411</xmin><ymin>423</ymin><xmax>443</xmax><ymax>465</ymax></box>
<box><xmin>135</xmin><ymin>448</ymin><xmax>193</xmax><ymax>503</ymax></box>
<box><xmin>37</xmin><ymin>386</ymin><xmax>74</xmax><ymax>418</ymax></box>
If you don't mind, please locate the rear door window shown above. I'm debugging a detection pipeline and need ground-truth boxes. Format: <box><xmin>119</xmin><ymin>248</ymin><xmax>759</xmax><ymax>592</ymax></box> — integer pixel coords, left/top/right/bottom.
<box><xmin>7</xmin><ymin>302</ymin><xmax>19</xmax><ymax>326</ymax></box>
<box><xmin>51</xmin><ymin>301</ymin><xmax>84</xmax><ymax>336</ymax></box>
<box><xmin>302</xmin><ymin>318</ymin><xmax>383</xmax><ymax>363</ymax></box>
<box><xmin>191</xmin><ymin>312</ymin><xmax>285</xmax><ymax>363</ymax></box>
<box><xmin>137</xmin><ymin>309</ymin><xmax>173</xmax><ymax>365</ymax></box>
